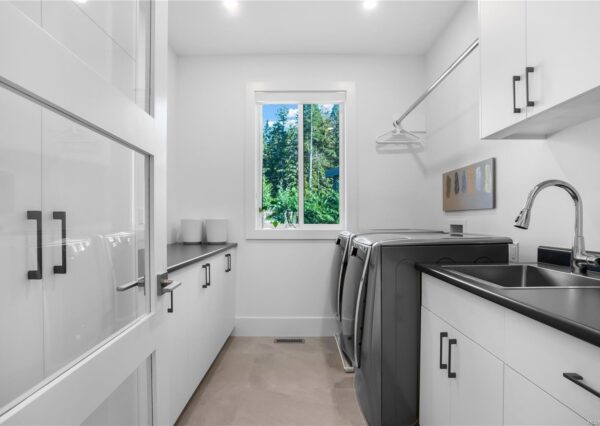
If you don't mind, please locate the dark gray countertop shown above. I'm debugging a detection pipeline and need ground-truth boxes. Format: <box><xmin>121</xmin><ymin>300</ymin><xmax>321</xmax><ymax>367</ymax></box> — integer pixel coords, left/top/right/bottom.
<box><xmin>167</xmin><ymin>242</ymin><xmax>237</xmax><ymax>273</ymax></box>
<box><xmin>417</xmin><ymin>263</ymin><xmax>600</xmax><ymax>348</ymax></box>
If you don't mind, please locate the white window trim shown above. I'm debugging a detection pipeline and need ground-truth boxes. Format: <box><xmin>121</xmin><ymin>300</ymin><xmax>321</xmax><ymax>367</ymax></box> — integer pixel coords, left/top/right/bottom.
<box><xmin>245</xmin><ymin>81</ymin><xmax>357</xmax><ymax>240</ymax></box>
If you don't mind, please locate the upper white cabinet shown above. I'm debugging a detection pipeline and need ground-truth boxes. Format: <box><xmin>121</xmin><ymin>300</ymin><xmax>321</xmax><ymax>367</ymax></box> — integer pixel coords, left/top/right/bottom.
<box><xmin>480</xmin><ymin>0</ymin><xmax>600</xmax><ymax>139</ymax></box>
<box><xmin>479</xmin><ymin>0</ymin><xmax>527</xmax><ymax>138</ymax></box>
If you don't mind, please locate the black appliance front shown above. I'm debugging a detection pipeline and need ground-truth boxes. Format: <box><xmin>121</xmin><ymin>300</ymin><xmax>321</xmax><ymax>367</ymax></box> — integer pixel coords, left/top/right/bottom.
<box><xmin>354</xmin><ymin>243</ymin><xmax>509</xmax><ymax>426</ymax></box>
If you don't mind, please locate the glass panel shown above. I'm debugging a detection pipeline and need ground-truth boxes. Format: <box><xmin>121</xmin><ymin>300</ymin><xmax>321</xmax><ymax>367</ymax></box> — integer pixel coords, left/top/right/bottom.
<box><xmin>260</xmin><ymin>104</ymin><xmax>299</xmax><ymax>229</ymax></box>
<box><xmin>82</xmin><ymin>357</ymin><xmax>152</xmax><ymax>426</ymax></box>
<box><xmin>0</xmin><ymin>86</ymin><xmax>44</xmax><ymax>412</ymax></box>
<box><xmin>303</xmin><ymin>104</ymin><xmax>341</xmax><ymax>224</ymax></box>
<box><xmin>11</xmin><ymin>0</ymin><xmax>152</xmax><ymax>112</ymax></box>
<box><xmin>41</xmin><ymin>109</ymin><xmax>149</xmax><ymax>375</ymax></box>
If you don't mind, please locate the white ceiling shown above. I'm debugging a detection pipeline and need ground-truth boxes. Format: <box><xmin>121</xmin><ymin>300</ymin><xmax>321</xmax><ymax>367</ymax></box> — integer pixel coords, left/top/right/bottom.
<box><xmin>169</xmin><ymin>1</ymin><xmax>464</xmax><ymax>56</ymax></box>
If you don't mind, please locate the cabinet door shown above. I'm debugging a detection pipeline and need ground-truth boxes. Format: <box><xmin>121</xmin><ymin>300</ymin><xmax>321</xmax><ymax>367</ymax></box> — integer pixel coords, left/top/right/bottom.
<box><xmin>41</xmin><ymin>109</ymin><xmax>148</xmax><ymax>376</ymax></box>
<box><xmin>0</xmin><ymin>85</ymin><xmax>45</xmax><ymax>411</ymax></box>
<box><xmin>480</xmin><ymin>0</ymin><xmax>527</xmax><ymax>138</ymax></box>
<box><xmin>167</xmin><ymin>266</ymin><xmax>197</xmax><ymax>426</ymax></box>
<box><xmin>526</xmin><ymin>1</ymin><xmax>600</xmax><ymax>117</ymax></box>
<box><xmin>420</xmin><ymin>308</ymin><xmax>451</xmax><ymax>426</ymax></box>
<box><xmin>504</xmin><ymin>366</ymin><xmax>589</xmax><ymax>426</ymax></box>
<box><xmin>223</xmin><ymin>251</ymin><xmax>236</xmax><ymax>339</ymax></box>
<box><xmin>448</xmin><ymin>326</ymin><xmax>504</xmax><ymax>426</ymax></box>
<box><xmin>187</xmin><ymin>262</ymin><xmax>213</xmax><ymax>388</ymax></box>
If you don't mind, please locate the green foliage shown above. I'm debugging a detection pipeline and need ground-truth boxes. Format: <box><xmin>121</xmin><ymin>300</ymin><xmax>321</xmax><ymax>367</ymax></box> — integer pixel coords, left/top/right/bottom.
<box><xmin>261</xmin><ymin>104</ymin><xmax>340</xmax><ymax>226</ymax></box>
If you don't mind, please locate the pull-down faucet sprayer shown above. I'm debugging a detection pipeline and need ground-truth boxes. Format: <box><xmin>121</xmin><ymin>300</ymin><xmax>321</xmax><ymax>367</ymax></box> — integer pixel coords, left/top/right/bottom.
<box><xmin>514</xmin><ymin>179</ymin><xmax>600</xmax><ymax>275</ymax></box>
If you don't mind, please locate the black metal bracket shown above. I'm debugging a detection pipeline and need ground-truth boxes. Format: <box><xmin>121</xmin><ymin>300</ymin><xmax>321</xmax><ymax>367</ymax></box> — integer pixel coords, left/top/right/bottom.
<box><xmin>439</xmin><ymin>332</ymin><xmax>448</xmax><ymax>369</ymax></box>
<box><xmin>53</xmin><ymin>211</ymin><xmax>67</xmax><ymax>274</ymax></box>
<box><xmin>27</xmin><ymin>210</ymin><xmax>42</xmax><ymax>280</ymax></box>
<box><xmin>448</xmin><ymin>338</ymin><xmax>457</xmax><ymax>378</ymax></box>
<box><xmin>563</xmin><ymin>372</ymin><xmax>600</xmax><ymax>399</ymax></box>
<box><xmin>512</xmin><ymin>75</ymin><xmax>522</xmax><ymax>113</ymax></box>
<box><xmin>526</xmin><ymin>66</ymin><xmax>535</xmax><ymax>107</ymax></box>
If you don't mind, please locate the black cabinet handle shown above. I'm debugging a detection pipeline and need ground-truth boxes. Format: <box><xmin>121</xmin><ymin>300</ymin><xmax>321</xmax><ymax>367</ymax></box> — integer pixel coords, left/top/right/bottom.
<box><xmin>439</xmin><ymin>332</ymin><xmax>448</xmax><ymax>369</ymax></box>
<box><xmin>27</xmin><ymin>210</ymin><xmax>42</xmax><ymax>280</ymax></box>
<box><xmin>225</xmin><ymin>253</ymin><xmax>232</xmax><ymax>272</ymax></box>
<box><xmin>563</xmin><ymin>372</ymin><xmax>600</xmax><ymax>399</ymax></box>
<box><xmin>52</xmin><ymin>211</ymin><xmax>66</xmax><ymax>274</ymax></box>
<box><xmin>512</xmin><ymin>75</ymin><xmax>522</xmax><ymax>113</ymax></box>
<box><xmin>448</xmin><ymin>339</ymin><xmax>457</xmax><ymax>378</ymax></box>
<box><xmin>207</xmin><ymin>263</ymin><xmax>211</xmax><ymax>286</ymax></box>
<box><xmin>202</xmin><ymin>264</ymin><xmax>209</xmax><ymax>288</ymax></box>
<box><xmin>526</xmin><ymin>66</ymin><xmax>535</xmax><ymax>107</ymax></box>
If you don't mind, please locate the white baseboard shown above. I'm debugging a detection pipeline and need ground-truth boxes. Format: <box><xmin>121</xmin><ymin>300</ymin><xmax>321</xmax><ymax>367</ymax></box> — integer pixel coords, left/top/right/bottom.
<box><xmin>234</xmin><ymin>316</ymin><xmax>338</xmax><ymax>337</ymax></box>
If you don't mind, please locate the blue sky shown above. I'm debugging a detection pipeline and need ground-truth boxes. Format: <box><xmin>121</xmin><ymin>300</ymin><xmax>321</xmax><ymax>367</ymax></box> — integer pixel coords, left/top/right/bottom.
<box><xmin>262</xmin><ymin>104</ymin><xmax>297</xmax><ymax>128</ymax></box>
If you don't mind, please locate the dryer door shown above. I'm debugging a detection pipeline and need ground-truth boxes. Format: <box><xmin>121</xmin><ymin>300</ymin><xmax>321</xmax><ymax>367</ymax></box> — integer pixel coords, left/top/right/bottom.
<box><xmin>339</xmin><ymin>243</ymin><xmax>370</xmax><ymax>366</ymax></box>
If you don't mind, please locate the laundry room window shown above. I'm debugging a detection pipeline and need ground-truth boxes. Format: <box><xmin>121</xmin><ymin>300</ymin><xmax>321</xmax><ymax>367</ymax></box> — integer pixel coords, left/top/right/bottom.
<box><xmin>248</xmin><ymin>90</ymin><xmax>348</xmax><ymax>238</ymax></box>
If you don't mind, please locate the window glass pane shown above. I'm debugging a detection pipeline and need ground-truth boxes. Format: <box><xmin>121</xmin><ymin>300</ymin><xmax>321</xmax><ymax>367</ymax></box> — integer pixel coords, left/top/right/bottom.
<box><xmin>261</xmin><ymin>104</ymin><xmax>299</xmax><ymax>228</ymax></box>
<box><xmin>303</xmin><ymin>104</ymin><xmax>340</xmax><ymax>224</ymax></box>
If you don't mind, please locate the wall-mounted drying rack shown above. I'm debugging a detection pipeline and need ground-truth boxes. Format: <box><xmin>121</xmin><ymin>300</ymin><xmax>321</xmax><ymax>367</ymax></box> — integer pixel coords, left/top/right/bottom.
<box><xmin>376</xmin><ymin>38</ymin><xmax>480</xmax><ymax>145</ymax></box>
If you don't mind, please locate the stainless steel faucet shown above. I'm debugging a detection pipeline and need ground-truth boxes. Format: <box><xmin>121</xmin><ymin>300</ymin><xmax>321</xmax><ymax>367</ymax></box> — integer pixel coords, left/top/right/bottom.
<box><xmin>514</xmin><ymin>179</ymin><xmax>600</xmax><ymax>274</ymax></box>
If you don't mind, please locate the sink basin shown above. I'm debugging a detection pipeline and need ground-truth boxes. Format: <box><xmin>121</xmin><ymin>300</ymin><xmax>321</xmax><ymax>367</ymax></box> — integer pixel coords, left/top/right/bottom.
<box><xmin>445</xmin><ymin>264</ymin><xmax>600</xmax><ymax>289</ymax></box>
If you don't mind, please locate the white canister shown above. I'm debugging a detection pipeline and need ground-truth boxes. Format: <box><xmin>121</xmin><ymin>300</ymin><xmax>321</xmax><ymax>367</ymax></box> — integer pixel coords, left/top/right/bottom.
<box><xmin>181</xmin><ymin>219</ymin><xmax>203</xmax><ymax>244</ymax></box>
<box><xmin>205</xmin><ymin>219</ymin><xmax>228</xmax><ymax>244</ymax></box>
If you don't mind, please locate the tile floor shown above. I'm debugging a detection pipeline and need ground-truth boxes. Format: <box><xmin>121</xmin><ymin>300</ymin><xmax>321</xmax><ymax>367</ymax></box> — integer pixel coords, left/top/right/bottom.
<box><xmin>176</xmin><ymin>337</ymin><xmax>367</xmax><ymax>426</ymax></box>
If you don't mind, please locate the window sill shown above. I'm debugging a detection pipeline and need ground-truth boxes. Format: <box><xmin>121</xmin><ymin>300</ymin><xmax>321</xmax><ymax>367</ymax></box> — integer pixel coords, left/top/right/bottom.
<box><xmin>245</xmin><ymin>228</ymin><xmax>343</xmax><ymax>240</ymax></box>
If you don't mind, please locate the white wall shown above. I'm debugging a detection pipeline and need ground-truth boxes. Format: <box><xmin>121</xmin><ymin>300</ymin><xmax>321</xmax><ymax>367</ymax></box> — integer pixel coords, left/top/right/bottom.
<box><xmin>423</xmin><ymin>2</ymin><xmax>600</xmax><ymax>261</ymax></box>
<box><xmin>167</xmin><ymin>54</ymin><xmax>428</xmax><ymax>336</ymax></box>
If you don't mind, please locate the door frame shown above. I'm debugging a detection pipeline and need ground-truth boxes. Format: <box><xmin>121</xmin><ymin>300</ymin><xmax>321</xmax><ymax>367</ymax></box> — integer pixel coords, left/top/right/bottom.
<box><xmin>0</xmin><ymin>2</ymin><xmax>169</xmax><ymax>424</ymax></box>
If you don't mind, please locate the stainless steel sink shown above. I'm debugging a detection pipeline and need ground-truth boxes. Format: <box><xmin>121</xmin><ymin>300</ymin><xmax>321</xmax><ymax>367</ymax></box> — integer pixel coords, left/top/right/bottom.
<box><xmin>445</xmin><ymin>264</ymin><xmax>600</xmax><ymax>289</ymax></box>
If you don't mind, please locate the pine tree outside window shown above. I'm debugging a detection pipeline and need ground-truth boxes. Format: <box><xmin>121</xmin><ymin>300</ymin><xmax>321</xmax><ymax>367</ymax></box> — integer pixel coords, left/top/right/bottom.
<box><xmin>254</xmin><ymin>91</ymin><xmax>346</xmax><ymax>231</ymax></box>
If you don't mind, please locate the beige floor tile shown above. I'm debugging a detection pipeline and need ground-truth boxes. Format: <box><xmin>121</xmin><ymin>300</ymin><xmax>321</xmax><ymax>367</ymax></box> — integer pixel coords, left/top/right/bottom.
<box><xmin>175</xmin><ymin>337</ymin><xmax>367</xmax><ymax>426</ymax></box>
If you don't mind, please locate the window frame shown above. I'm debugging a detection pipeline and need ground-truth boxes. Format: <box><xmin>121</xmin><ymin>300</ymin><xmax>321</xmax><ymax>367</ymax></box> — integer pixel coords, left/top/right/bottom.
<box><xmin>245</xmin><ymin>83</ymin><xmax>356</xmax><ymax>240</ymax></box>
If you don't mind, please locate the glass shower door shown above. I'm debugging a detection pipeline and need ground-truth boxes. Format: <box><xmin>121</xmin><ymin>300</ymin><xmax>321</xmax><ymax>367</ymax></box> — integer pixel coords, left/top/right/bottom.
<box><xmin>0</xmin><ymin>85</ymin><xmax>45</xmax><ymax>411</ymax></box>
<box><xmin>41</xmin><ymin>109</ymin><xmax>148</xmax><ymax>376</ymax></box>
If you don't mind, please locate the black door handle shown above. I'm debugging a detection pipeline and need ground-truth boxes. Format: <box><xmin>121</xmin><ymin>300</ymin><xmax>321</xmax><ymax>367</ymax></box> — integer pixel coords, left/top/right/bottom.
<box><xmin>439</xmin><ymin>332</ymin><xmax>448</xmax><ymax>369</ymax></box>
<box><xmin>27</xmin><ymin>210</ymin><xmax>42</xmax><ymax>280</ymax></box>
<box><xmin>207</xmin><ymin>263</ymin><xmax>211</xmax><ymax>286</ymax></box>
<box><xmin>53</xmin><ymin>211</ymin><xmax>66</xmax><ymax>274</ymax></box>
<box><xmin>525</xmin><ymin>66</ymin><xmax>535</xmax><ymax>107</ymax></box>
<box><xmin>225</xmin><ymin>253</ymin><xmax>231</xmax><ymax>272</ymax></box>
<box><xmin>202</xmin><ymin>264</ymin><xmax>209</xmax><ymax>288</ymax></box>
<box><xmin>448</xmin><ymin>338</ymin><xmax>457</xmax><ymax>378</ymax></box>
<box><xmin>512</xmin><ymin>75</ymin><xmax>522</xmax><ymax>113</ymax></box>
<box><xmin>563</xmin><ymin>372</ymin><xmax>600</xmax><ymax>399</ymax></box>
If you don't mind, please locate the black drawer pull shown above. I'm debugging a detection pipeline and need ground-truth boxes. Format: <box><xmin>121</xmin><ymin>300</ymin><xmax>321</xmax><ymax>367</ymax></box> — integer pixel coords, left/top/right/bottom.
<box><xmin>202</xmin><ymin>264</ymin><xmax>209</xmax><ymax>288</ymax></box>
<box><xmin>27</xmin><ymin>210</ymin><xmax>43</xmax><ymax>280</ymax></box>
<box><xmin>448</xmin><ymin>338</ymin><xmax>457</xmax><ymax>378</ymax></box>
<box><xmin>53</xmin><ymin>211</ymin><xmax>67</xmax><ymax>274</ymax></box>
<box><xmin>439</xmin><ymin>332</ymin><xmax>448</xmax><ymax>369</ymax></box>
<box><xmin>512</xmin><ymin>75</ymin><xmax>521</xmax><ymax>113</ymax></box>
<box><xmin>563</xmin><ymin>372</ymin><xmax>600</xmax><ymax>399</ymax></box>
<box><xmin>225</xmin><ymin>253</ymin><xmax>232</xmax><ymax>272</ymax></box>
<box><xmin>526</xmin><ymin>66</ymin><xmax>535</xmax><ymax>107</ymax></box>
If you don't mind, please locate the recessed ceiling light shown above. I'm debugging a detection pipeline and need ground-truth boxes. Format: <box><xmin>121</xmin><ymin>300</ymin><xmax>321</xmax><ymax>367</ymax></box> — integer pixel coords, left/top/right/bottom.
<box><xmin>363</xmin><ymin>1</ymin><xmax>377</xmax><ymax>11</ymax></box>
<box><xmin>223</xmin><ymin>0</ymin><xmax>239</xmax><ymax>13</ymax></box>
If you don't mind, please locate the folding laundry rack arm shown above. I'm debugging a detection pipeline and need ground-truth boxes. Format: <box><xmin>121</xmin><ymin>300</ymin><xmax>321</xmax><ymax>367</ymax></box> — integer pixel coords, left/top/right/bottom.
<box><xmin>376</xmin><ymin>38</ymin><xmax>480</xmax><ymax>145</ymax></box>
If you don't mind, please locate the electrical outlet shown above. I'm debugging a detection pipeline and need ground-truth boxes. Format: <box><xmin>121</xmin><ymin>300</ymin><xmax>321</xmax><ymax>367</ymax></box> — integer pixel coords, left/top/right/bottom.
<box><xmin>509</xmin><ymin>242</ymin><xmax>520</xmax><ymax>263</ymax></box>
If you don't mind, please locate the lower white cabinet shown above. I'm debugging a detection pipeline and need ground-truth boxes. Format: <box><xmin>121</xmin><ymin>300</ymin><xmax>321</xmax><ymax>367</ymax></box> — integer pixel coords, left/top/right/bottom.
<box><xmin>504</xmin><ymin>366</ymin><xmax>588</xmax><ymax>426</ymax></box>
<box><xmin>166</xmin><ymin>249</ymin><xmax>236</xmax><ymax>425</ymax></box>
<box><xmin>420</xmin><ymin>308</ymin><xmax>503</xmax><ymax>426</ymax></box>
<box><xmin>421</xmin><ymin>274</ymin><xmax>600</xmax><ymax>426</ymax></box>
